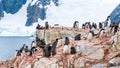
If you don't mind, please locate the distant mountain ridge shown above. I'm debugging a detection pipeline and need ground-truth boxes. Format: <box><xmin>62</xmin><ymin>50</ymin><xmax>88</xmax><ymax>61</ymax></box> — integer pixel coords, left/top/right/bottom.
<box><xmin>0</xmin><ymin>0</ymin><xmax>59</xmax><ymax>26</ymax></box>
<box><xmin>104</xmin><ymin>4</ymin><xmax>120</xmax><ymax>26</ymax></box>
<box><xmin>110</xmin><ymin>4</ymin><xmax>120</xmax><ymax>24</ymax></box>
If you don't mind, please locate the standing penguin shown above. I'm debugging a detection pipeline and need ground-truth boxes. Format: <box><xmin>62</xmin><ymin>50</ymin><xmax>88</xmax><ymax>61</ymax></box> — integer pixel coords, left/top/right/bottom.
<box><xmin>24</xmin><ymin>46</ymin><xmax>30</xmax><ymax>53</ymax></box>
<box><xmin>99</xmin><ymin>29</ymin><xmax>107</xmax><ymax>39</ymax></box>
<box><xmin>45</xmin><ymin>21</ymin><xmax>49</xmax><ymax>29</ymax></box>
<box><xmin>87</xmin><ymin>31</ymin><xmax>94</xmax><ymax>41</ymax></box>
<box><xmin>70</xmin><ymin>47</ymin><xmax>76</xmax><ymax>54</ymax></box>
<box><xmin>75</xmin><ymin>34</ymin><xmax>81</xmax><ymax>40</ymax></box>
<box><xmin>19</xmin><ymin>44</ymin><xmax>25</xmax><ymax>53</ymax></box>
<box><xmin>114</xmin><ymin>23</ymin><xmax>119</xmax><ymax>35</ymax></box>
<box><xmin>63</xmin><ymin>45</ymin><xmax>69</xmax><ymax>55</ymax></box>
<box><xmin>99</xmin><ymin>22</ymin><xmax>103</xmax><ymax>29</ymax></box>
<box><xmin>82</xmin><ymin>24</ymin><xmax>85</xmax><ymax>29</ymax></box>
<box><xmin>36</xmin><ymin>24</ymin><xmax>41</xmax><ymax>30</ymax></box>
<box><xmin>43</xmin><ymin>44</ymin><xmax>52</xmax><ymax>57</ymax></box>
<box><xmin>73</xmin><ymin>21</ymin><xmax>79</xmax><ymax>28</ymax></box>
<box><xmin>64</xmin><ymin>37</ymin><xmax>70</xmax><ymax>45</ymax></box>
<box><xmin>107</xmin><ymin>16</ymin><xmax>111</xmax><ymax>27</ymax></box>
<box><xmin>51</xmin><ymin>39</ymin><xmax>58</xmax><ymax>56</ymax></box>
<box><xmin>15</xmin><ymin>50</ymin><xmax>21</xmax><ymax>57</ymax></box>
<box><xmin>29</xmin><ymin>41</ymin><xmax>36</xmax><ymax>56</ymax></box>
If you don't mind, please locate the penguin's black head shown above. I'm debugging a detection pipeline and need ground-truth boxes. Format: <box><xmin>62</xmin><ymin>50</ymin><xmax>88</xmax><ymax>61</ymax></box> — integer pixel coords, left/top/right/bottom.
<box><xmin>56</xmin><ymin>38</ymin><xmax>58</xmax><ymax>41</ymax></box>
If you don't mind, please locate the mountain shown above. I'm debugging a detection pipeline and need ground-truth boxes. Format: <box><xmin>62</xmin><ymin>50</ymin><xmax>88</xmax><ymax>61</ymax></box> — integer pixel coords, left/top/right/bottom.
<box><xmin>109</xmin><ymin>4</ymin><xmax>120</xmax><ymax>24</ymax></box>
<box><xmin>0</xmin><ymin>0</ymin><xmax>60</xmax><ymax>26</ymax></box>
<box><xmin>104</xmin><ymin>4</ymin><xmax>120</xmax><ymax>26</ymax></box>
<box><xmin>0</xmin><ymin>0</ymin><xmax>119</xmax><ymax>36</ymax></box>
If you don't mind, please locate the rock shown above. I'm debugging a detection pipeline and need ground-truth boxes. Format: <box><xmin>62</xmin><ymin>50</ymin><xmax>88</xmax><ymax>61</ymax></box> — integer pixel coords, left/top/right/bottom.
<box><xmin>67</xmin><ymin>58</ymin><xmax>74</xmax><ymax>68</ymax></box>
<box><xmin>92</xmin><ymin>63</ymin><xmax>107</xmax><ymax>68</ymax></box>
<box><xmin>33</xmin><ymin>60</ymin><xmax>46</xmax><ymax>68</ymax></box>
<box><xmin>19</xmin><ymin>62</ymin><xmax>31</xmax><ymax>68</ymax></box>
<box><xmin>38</xmin><ymin>29</ymin><xmax>80</xmax><ymax>44</ymax></box>
<box><xmin>109</xmin><ymin>57</ymin><xmax>120</xmax><ymax>66</ymax></box>
<box><xmin>107</xmin><ymin>51</ymin><xmax>120</xmax><ymax>60</ymax></box>
<box><xmin>74</xmin><ymin>59</ymin><xmax>85</xmax><ymax>68</ymax></box>
<box><xmin>58</xmin><ymin>61</ymin><xmax>64</xmax><ymax>68</ymax></box>
<box><xmin>79</xmin><ymin>44</ymin><xmax>104</xmax><ymax>60</ymax></box>
<box><xmin>110</xmin><ymin>66</ymin><xmax>120</xmax><ymax>68</ymax></box>
<box><xmin>33</xmin><ymin>57</ymin><xmax>59</xmax><ymax>68</ymax></box>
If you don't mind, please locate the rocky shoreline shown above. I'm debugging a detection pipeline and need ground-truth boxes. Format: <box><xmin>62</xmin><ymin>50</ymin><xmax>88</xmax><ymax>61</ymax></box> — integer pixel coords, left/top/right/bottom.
<box><xmin>0</xmin><ymin>27</ymin><xmax>120</xmax><ymax>68</ymax></box>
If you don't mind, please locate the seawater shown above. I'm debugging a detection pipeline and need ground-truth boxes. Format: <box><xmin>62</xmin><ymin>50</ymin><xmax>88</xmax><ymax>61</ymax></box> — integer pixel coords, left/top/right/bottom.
<box><xmin>0</xmin><ymin>36</ymin><xmax>34</xmax><ymax>61</ymax></box>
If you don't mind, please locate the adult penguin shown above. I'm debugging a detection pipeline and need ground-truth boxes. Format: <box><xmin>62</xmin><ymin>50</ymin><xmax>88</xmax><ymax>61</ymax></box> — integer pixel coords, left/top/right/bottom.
<box><xmin>63</xmin><ymin>45</ymin><xmax>69</xmax><ymax>55</ymax></box>
<box><xmin>70</xmin><ymin>47</ymin><xmax>76</xmax><ymax>54</ymax></box>
<box><xmin>29</xmin><ymin>41</ymin><xmax>36</xmax><ymax>56</ymax></box>
<box><xmin>45</xmin><ymin>21</ymin><xmax>49</xmax><ymax>29</ymax></box>
<box><xmin>99</xmin><ymin>22</ymin><xmax>103</xmax><ymax>29</ymax></box>
<box><xmin>19</xmin><ymin>44</ymin><xmax>25</xmax><ymax>53</ymax></box>
<box><xmin>73</xmin><ymin>21</ymin><xmax>79</xmax><ymax>28</ymax></box>
<box><xmin>82</xmin><ymin>24</ymin><xmax>85</xmax><ymax>29</ymax></box>
<box><xmin>87</xmin><ymin>31</ymin><xmax>94</xmax><ymax>41</ymax></box>
<box><xmin>43</xmin><ymin>44</ymin><xmax>52</xmax><ymax>57</ymax></box>
<box><xmin>51</xmin><ymin>39</ymin><xmax>58</xmax><ymax>56</ymax></box>
<box><xmin>75</xmin><ymin>34</ymin><xmax>81</xmax><ymax>40</ymax></box>
<box><xmin>36</xmin><ymin>24</ymin><xmax>41</xmax><ymax>30</ymax></box>
<box><xmin>15</xmin><ymin>50</ymin><xmax>21</xmax><ymax>57</ymax></box>
<box><xmin>24</xmin><ymin>46</ymin><xmax>30</xmax><ymax>53</ymax></box>
<box><xmin>64</xmin><ymin>37</ymin><xmax>70</xmax><ymax>45</ymax></box>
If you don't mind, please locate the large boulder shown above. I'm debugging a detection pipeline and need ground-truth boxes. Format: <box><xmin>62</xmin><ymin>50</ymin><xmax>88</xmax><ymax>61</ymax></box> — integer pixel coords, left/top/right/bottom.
<box><xmin>33</xmin><ymin>58</ymin><xmax>59</xmax><ymax>68</ymax></box>
<box><xmin>109</xmin><ymin>57</ymin><xmax>120</xmax><ymax>67</ymax></box>
<box><xmin>74</xmin><ymin>59</ymin><xmax>85</xmax><ymax>68</ymax></box>
<box><xmin>77</xmin><ymin>42</ymin><xmax>104</xmax><ymax>60</ymax></box>
<box><xmin>92</xmin><ymin>63</ymin><xmax>107</xmax><ymax>68</ymax></box>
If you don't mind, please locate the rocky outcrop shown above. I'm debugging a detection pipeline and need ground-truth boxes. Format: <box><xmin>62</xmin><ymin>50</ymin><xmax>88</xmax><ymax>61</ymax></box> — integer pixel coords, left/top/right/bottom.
<box><xmin>1</xmin><ymin>28</ymin><xmax>120</xmax><ymax>68</ymax></box>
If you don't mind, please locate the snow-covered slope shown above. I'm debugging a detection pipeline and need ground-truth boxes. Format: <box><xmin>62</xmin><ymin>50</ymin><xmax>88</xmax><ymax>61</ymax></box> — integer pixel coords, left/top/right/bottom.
<box><xmin>0</xmin><ymin>0</ymin><xmax>119</xmax><ymax>36</ymax></box>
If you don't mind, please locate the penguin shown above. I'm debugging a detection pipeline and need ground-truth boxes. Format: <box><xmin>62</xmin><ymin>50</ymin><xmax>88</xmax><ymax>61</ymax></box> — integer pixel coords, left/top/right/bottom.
<box><xmin>45</xmin><ymin>21</ymin><xmax>49</xmax><ymax>29</ymax></box>
<box><xmin>99</xmin><ymin>29</ymin><xmax>107</xmax><ymax>39</ymax></box>
<box><xmin>87</xmin><ymin>31</ymin><xmax>94</xmax><ymax>41</ymax></box>
<box><xmin>92</xmin><ymin>22</ymin><xmax>97</xmax><ymax>29</ymax></box>
<box><xmin>15</xmin><ymin>50</ymin><xmax>21</xmax><ymax>57</ymax></box>
<box><xmin>73</xmin><ymin>21</ymin><xmax>79</xmax><ymax>28</ymax></box>
<box><xmin>51</xmin><ymin>39</ymin><xmax>58</xmax><ymax>56</ymax></box>
<box><xmin>29</xmin><ymin>41</ymin><xmax>37</xmax><ymax>56</ymax></box>
<box><xmin>88</xmin><ymin>22</ymin><xmax>92</xmax><ymax>29</ymax></box>
<box><xmin>36</xmin><ymin>24</ymin><xmax>41</xmax><ymax>30</ymax></box>
<box><xmin>114</xmin><ymin>24</ymin><xmax>119</xmax><ymax>35</ymax></box>
<box><xmin>107</xmin><ymin>16</ymin><xmax>111</xmax><ymax>27</ymax></box>
<box><xmin>94</xmin><ymin>23</ymin><xmax>97</xmax><ymax>29</ymax></box>
<box><xmin>70</xmin><ymin>47</ymin><xmax>76</xmax><ymax>54</ymax></box>
<box><xmin>44</xmin><ymin>45</ymin><xmax>52</xmax><ymax>57</ymax></box>
<box><xmin>99</xmin><ymin>22</ymin><xmax>103</xmax><ymax>29</ymax></box>
<box><xmin>75</xmin><ymin>34</ymin><xmax>81</xmax><ymax>40</ymax></box>
<box><xmin>24</xmin><ymin>46</ymin><xmax>30</xmax><ymax>53</ymax></box>
<box><xmin>56</xmin><ymin>38</ymin><xmax>63</xmax><ymax>47</ymax></box>
<box><xmin>63</xmin><ymin>45</ymin><xmax>69</xmax><ymax>55</ymax></box>
<box><xmin>64</xmin><ymin>37</ymin><xmax>70</xmax><ymax>45</ymax></box>
<box><xmin>82</xmin><ymin>24</ymin><xmax>85</xmax><ymax>29</ymax></box>
<box><xmin>19</xmin><ymin>44</ymin><xmax>25</xmax><ymax>53</ymax></box>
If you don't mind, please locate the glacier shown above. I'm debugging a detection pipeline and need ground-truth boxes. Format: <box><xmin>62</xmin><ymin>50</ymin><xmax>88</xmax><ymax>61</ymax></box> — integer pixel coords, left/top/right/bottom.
<box><xmin>110</xmin><ymin>4</ymin><xmax>120</xmax><ymax>24</ymax></box>
<box><xmin>104</xmin><ymin>4</ymin><xmax>120</xmax><ymax>27</ymax></box>
<box><xmin>0</xmin><ymin>0</ymin><xmax>60</xmax><ymax>26</ymax></box>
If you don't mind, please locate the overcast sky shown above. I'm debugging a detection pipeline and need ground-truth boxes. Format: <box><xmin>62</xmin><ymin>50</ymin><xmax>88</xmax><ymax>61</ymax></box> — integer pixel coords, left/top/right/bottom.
<box><xmin>0</xmin><ymin>0</ymin><xmax>119</xmax><ymax>36</ymax></box>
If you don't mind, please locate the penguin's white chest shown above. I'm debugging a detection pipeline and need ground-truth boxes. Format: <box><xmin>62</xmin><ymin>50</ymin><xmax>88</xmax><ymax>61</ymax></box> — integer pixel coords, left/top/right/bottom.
<box><xmin>87</xmin><ymin>33</ymin><xmax>93</xmax><ymax>40</ymax></box>
<box><xmin>63</xmin><ymin>45</ymin><xmax>69</xmax><ymax>54</ymax></box>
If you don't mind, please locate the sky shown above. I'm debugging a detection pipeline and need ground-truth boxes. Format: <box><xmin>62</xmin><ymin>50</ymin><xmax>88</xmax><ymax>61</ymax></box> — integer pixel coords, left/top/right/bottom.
<box><xmin>0</xmin><ymin>0</ymin><xmax>119</xmax><ymax>36</ymax></box>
